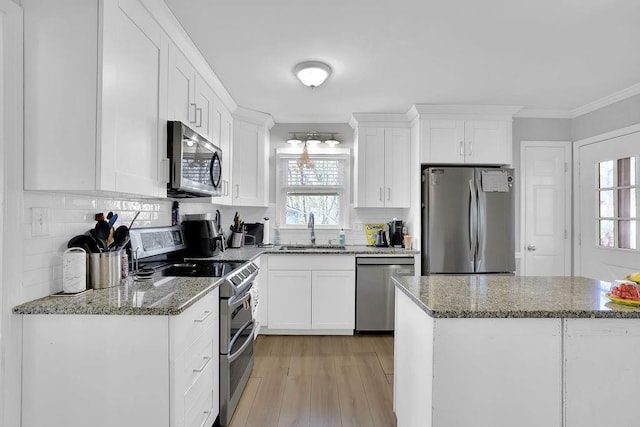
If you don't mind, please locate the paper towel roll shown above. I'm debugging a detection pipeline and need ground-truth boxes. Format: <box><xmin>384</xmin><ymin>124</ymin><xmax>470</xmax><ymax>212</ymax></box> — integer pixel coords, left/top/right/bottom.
<box><xmin>63</xmin><ymin>247</ymin><xmax>87</xmax><ymax>293</ymax></box>
<box><xmin>262</xmin><ymin>218</ymin><xmax>271</xmax><ymax>245</ymax></box>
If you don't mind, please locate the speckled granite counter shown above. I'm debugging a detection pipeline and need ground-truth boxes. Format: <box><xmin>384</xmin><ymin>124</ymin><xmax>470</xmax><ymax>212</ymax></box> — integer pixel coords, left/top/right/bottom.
<box><xmin>13</xmin><ymin>275</ymin><xmax>222</xmax><ymax>315</ymax></box>
<box><xmin>393</xmin><ymin>275</ymin><xmax>640</xmax><ymax>318</ymax></box>
<box><xmin>191</xmin><ymin>244</ymin><xmax>418</xmax><ymax>260</ymax></box>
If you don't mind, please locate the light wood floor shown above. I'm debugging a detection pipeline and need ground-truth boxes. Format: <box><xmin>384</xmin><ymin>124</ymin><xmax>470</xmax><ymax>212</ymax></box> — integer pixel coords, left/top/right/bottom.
<box><xmin>229</xmin><ymin>335</ymin><xmax>396</xmax><ymax>427</ymax></box>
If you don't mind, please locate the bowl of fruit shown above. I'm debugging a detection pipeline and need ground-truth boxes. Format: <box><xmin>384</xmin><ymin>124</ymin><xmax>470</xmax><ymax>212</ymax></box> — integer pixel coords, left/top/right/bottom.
<box><xmin>606</xmin><ymin>275</ymin><xmax>640</xmax><ymax>306</ymax></box>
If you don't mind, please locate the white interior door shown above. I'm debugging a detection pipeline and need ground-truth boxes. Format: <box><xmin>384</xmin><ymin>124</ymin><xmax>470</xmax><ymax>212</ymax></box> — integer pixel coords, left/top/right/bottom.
<box><xmin>521</xmin><ymin>142</ymin><xmax>572</xmax><ymax>276</ymax></box>
<box><xmin>577</xmin><ymin>130</ymin><xmax>640</xmax><ymax>281</ymax></box>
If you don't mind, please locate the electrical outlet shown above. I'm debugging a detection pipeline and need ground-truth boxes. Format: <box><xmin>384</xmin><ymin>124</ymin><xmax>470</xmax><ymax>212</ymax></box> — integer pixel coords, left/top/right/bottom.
<box><xmin>353</xmin><ymin>222</ymin><xmax>363</xmax><ymax>232</ymax></box>
<box><xmin>31</xmin><ymin>207</ymin><xmax>50</xmax><ymax>236</ymax></box>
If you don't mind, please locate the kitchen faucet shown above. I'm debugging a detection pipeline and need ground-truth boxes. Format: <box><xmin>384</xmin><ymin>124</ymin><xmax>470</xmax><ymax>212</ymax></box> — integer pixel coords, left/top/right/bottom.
<box><xmin>307</xmin><ymin>212</ymin><xmax>316</xmax><ymax>245</ymax></box>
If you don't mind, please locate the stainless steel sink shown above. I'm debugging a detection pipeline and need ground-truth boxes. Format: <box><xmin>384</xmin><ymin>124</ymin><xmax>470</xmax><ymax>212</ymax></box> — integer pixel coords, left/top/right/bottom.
<box><xmin>279</xmin><ymin>244</ymin><xmax>346</xmax><ymax>251</ymax></box>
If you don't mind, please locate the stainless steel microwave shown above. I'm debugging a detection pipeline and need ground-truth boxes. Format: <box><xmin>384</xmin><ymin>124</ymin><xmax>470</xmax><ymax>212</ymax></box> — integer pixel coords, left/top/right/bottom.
<box><xmin>167</xmin><ymin>121</ymin><xmax>222</xmax><ymax>198</ymax></box>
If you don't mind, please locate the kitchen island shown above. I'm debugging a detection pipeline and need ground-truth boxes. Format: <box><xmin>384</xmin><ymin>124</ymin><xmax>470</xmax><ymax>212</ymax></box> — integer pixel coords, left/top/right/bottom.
<box><xmin>393</xmin><ymin>275</ymin><xmax>640</xmax><ymax>427</ymax></box>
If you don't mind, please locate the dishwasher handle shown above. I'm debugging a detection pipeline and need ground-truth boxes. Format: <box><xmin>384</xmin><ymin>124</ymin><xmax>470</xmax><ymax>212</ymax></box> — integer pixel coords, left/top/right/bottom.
<box><xmin>356</xmin><ymin>257</ymin><xmax>415</xmax><ymax>266</ymax></box>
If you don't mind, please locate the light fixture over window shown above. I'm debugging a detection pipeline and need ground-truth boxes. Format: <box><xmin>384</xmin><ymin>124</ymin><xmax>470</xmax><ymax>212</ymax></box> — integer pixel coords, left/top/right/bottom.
<box><xmin>325</xmin><ymin>134</ymin><xmax>340</xmax><ymax>146</ymax></box>
<box><xmin>293</xmin><ymin>61</ymin><xmax>332</xmax><ymax>88</ymax></box>
<box><xmin>286</xmin><ymin>133</ymin><xmax>302</xmax><ymax>145</ymax></box>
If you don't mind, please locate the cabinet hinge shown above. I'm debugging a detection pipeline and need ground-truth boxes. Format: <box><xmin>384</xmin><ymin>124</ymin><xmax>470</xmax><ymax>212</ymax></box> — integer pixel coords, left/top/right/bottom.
<box><xmin>578</xmin><ymin>233</ymin><xmax>581</xmax><ymax>245</ymax></box>
<box><xmin>564</xmin><ymin>229</ymin><xmax>568</xmax><ymax>239</ymax></box>
<box><xmin>564</xmin><ymin>162</ymin><xmax>568</xmax><ymax>173</ymax></box>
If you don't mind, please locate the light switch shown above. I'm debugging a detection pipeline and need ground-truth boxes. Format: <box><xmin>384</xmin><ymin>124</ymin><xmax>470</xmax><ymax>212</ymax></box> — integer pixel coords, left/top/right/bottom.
<box><xmin>31</xmin><ymin>207</ymin><xmax>50</xmax><ymax>236</ymax></box>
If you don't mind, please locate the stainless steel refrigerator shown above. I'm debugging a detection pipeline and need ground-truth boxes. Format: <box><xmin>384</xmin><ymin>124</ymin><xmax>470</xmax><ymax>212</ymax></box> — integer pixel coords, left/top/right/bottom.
<box><xmin>422</xmin><ymin>167</ymin><xmax>515</xmax><ymax>274</ymax></box>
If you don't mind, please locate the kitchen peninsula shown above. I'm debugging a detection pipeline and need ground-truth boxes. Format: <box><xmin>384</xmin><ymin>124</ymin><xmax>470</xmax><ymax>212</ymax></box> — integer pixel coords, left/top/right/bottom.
<box><xmin>393</xmin><ymin>275</ymin><xmax>640</xmax><ymax>427</ymax></box>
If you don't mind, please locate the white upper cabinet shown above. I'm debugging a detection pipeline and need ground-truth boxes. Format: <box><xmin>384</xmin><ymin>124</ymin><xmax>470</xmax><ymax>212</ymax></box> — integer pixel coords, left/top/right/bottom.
<box><xmin>24</xmin><ymin>0</ymin><xmax>169</xmax><ymax>198</ymax></box>
<box><xmin>351</xmin><ymin>115</ymin><xmax>411</xmax><ymax>208</ymax></box>
<box><xmin>411</xmin><ymin>105</ymin><xmax>521</xmax><ymax>166</ymax></box>
<box><xmin>213</xmin><ymin>96</ymin><xmax>234</xmax><ymax>205</ymax></box>
<box><xmin>231</xmin><ymin>108</ymin><xmax>273</xmax><ymax>207</ymax></box>
<box><xmin>168</xmin><ymin>45</ymin><xmax>215</xmax><ymax>142</ymax></box>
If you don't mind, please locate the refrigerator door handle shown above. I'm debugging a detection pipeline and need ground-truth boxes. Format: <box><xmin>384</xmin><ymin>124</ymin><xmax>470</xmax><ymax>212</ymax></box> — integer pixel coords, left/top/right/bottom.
<box><xmin>469</xmin><ymin>179</ymin><xmax>477</xmax><ymax>262</ymax></box>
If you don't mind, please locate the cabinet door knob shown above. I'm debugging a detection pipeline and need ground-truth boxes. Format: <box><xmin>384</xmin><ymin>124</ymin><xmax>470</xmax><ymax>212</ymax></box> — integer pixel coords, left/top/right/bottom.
<box><xmin>527</xmin><ymin>245</ymin><xmax>537</xmax><ymax>251</ymax></box>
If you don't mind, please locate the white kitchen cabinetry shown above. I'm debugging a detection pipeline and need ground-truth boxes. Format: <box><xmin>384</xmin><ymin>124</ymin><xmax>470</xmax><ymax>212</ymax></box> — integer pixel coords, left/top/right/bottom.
<box><xmin>408</xmin><ymin>105</ymin><xmax>521</xmax><ymax>166</ymax></box>
<box><xmin>24</xmin><ymin>0</ymin><xmax>169</xmax><ymax>198</ymax></box>
<box><xmin>168</xmin><ymin>45</ymin><xmax>215</xmax><ymax>142</ymax></box>
<box><xmin>422</xmin><ymin>119</ymin><xmax>509</xmax><ymax>164</ymax></box>
<box><xmin>231</xmin><ymin>108</ymin><xmax>273</xmax><ymax>207</ymax></box>
<box><xmin>214</xmin><ymin>96</ymin><xmax>234</xmax><ymax>205</ymax></box>
<box><xmin>21</xmin><ymin>289</ymin><xmax>220</xmax><ymax>427</ymax></box>
<box><xmin>266</xmin><ymin>255</ymin><xmax>355</xmax><ymax>333</ymax></box>
<box><xmin>395</xmin><ymin>288</ymin><xmax>562</xmax><ymax>427</ymax></box>
<box><xmin>351</xmin><ymin>120</ymin><xmax>411</xmax><ymax>208</ymax></box>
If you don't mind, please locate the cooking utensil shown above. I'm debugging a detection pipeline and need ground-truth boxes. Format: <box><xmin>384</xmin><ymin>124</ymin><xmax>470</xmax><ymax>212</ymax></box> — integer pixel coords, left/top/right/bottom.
<box><xmin>67</xmin><ymin>234</ymin><xmax>100</xmax><ymax>254</ymax></box>
<box><xmin>107</xmin><ymin>212</ymin><xmax>118</xmax><ymax>228</ymax></box>
<box><xmin>88</xmin><ymin>229</ymin><xmax>107</xmax><ymax>252</ymax></box>
<box><xmin>129</xmin><ymin>210</ymin><xmax>141</xmax><ymax>229</ymax></box>
<box><xmin>109</xmin><ymin>225</ymin><xmax>130</xmax><ymax>251</ymax></box>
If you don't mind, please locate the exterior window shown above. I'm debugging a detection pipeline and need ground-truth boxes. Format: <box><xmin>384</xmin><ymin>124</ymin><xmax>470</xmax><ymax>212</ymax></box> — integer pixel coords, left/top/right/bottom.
<box><xmin>597</xmin><ymin>157</ymin><xmax>637</xmax><ymax>249</ymax></box>
<box><xmin>276</xmin><ymin>148</ymin><xmax>350</xmax><ymax>228</ymax></box>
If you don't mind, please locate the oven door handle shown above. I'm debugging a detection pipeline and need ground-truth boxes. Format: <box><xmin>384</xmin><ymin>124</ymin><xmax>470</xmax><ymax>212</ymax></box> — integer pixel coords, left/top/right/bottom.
<box><xmin>229</xmin><ymin>287</ymin><xmax>253</xmax><ymax>309</ymax></box>
<box><xmin>228</xmin><ymin>321</ymin><xmax>254</xmax><ymax>363</ymax></box>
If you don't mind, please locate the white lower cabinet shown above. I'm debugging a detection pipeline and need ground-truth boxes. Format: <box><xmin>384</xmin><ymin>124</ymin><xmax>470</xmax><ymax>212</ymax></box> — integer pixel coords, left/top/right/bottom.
<box><xmin>268</xmin><ymin>270</ymin><xmax>312</xmax><ymax>329</ymax></box>
<box><xmin>21</xmin><ymin>288</ymin><xmax>219</xmax><ymax>427</ymax></box>
<box><xmin>266</xmin><ymin>255</ymin><xmax>355</xmax><ymax>333</ymax></box>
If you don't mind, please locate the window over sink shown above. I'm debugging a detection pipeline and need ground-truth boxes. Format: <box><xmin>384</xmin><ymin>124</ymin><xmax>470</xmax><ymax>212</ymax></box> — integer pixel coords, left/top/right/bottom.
<box><xmin>276</xmin><ymin>148</ymin><xmax>350</xmax><ymax>228</ymax></box>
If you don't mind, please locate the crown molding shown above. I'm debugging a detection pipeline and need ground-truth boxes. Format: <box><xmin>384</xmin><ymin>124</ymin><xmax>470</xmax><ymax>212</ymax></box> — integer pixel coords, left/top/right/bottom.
<box><xmin>233</xmin><ymin>106</ymin><xmax>275</xmax><ymax>129</ymax></box>
<box><xmin>349</xmin><ymin>112</ymin><xmax>411</xmax><ymax>128</ymax></box>
<box><xmin>514</xmin><ymin>109</ymin><xmax>573</xmax><ymax>119</ymax></box>
<box><xmin>571</xmin><ymin>82</ymin><xmax>640</xmax><ymax>118</ymax></box>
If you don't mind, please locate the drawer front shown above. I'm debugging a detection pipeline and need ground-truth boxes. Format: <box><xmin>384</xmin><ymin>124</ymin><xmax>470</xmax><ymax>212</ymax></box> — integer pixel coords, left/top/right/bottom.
<box><xmin>181</xmin><ymin>328</ymin><xmax>214</xmax><ymax>392</ymax></box>
<box><xmin>269</xmin><ymin>255</ymin><xmax>354</xmax><ymax>270</ymax></box>
<box><xmin>173</xmin><ymin>288</ymin><xmax>218</xmax><ymax>353</ymax></box>
<box><xmin>184</xmin><ymin>358</ymin><xmax>215</xmax><ymax>427</ymax></box>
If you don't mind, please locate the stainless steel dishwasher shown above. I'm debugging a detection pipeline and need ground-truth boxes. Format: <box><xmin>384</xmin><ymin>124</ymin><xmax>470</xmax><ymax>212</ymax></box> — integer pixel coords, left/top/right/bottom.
<box><xmin>355</xmin><ymin>257</ymin><xmax>415</xmax><ymax>333</ymax></box>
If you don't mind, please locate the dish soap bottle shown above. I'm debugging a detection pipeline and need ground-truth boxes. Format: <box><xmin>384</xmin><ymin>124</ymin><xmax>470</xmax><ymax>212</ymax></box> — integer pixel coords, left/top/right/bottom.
<box><xmin>339</xmin><ymin>228</ymin><xmax>346</xmax><ymax>245</ymax></box>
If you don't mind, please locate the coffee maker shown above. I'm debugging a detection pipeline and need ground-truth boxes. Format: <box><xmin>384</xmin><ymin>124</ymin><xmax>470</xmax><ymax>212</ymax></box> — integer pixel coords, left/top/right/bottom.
<box><xmin>387</xmin><ymin>219</ymin><xmax>405</xmax><ymax>248</ymax></box>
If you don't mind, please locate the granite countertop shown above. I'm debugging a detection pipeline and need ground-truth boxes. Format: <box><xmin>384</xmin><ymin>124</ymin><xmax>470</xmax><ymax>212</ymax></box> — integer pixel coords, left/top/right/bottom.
<box><xmin>13</xmin><ymin>275</ymin><xmax>222</xmax><ymax>316</ymax></box>
<box><xmin>199</xmin><ymin>244</ymin><xmax>419</xmax><ymax>258</ymax></box>
<box><xmin>393</xmin><ymin>275</ymin><xmax>640</xmax><ymax>319</ymax></box>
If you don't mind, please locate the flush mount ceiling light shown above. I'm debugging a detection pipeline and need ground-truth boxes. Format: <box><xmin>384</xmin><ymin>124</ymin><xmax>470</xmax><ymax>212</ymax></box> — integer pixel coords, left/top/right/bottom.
<box><xmin>293</xmin><ymin>61</ymin><xmax>332</xmax><ymax>88</ymax></box>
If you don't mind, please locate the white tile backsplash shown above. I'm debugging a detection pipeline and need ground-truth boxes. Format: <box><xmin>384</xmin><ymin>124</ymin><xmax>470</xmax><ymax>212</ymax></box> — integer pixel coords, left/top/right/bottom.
<box><xmin>23</xmin><ymin>191</ymin><xmax>411</xmax><ymax>299</ymax></box>
<box><xmin>22</xmin><ymin>191</ymin><xmax>172</xmax><ymax>298</ymax></box>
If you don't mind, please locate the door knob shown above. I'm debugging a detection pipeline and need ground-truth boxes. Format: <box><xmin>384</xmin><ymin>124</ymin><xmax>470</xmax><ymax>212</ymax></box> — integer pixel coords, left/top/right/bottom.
<box><xmin>527</xmin><ymin>245</ymin><xmax>537</xmax><ymax>251</ymax></box>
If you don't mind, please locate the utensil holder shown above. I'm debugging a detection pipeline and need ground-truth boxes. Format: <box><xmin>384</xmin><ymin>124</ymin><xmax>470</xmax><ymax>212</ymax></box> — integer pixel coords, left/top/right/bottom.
<box><xmin>89</xmin><ymin>250</ymin><xmax>122</xmax><ymax>289</ymax></box>
<box><xmin>230</xmin><ymin>232</ymin><xmax>243</xmax><ymax>248</ymax></box>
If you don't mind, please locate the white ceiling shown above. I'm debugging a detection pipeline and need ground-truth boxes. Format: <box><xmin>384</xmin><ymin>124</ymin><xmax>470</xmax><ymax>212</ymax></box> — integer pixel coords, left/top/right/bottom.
<box><xmin>164</xmin><ymin>0</ymin><xmax>640</xmax><ymax>123</ymax></box>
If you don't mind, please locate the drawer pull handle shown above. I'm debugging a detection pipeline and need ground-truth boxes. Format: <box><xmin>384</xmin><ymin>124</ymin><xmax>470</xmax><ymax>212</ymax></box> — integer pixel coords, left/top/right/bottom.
<box><xmin>199</xmin><ymin>410</ymin><xmax>211</xmax><ymax>427</ymax></box>
<box><xmin>194</xmin><ymin>310</ymin><xmax>212</xmax><ymax>323</ymax></box>
<box><xmin>193</xmin><ymin>356</ymin><xmax>212</xmax><ymax>373</ymax></box>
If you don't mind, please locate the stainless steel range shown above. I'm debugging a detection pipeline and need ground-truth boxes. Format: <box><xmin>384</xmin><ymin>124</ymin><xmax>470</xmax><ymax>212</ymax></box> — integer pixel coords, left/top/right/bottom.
<box><xmin>129</xmin><ymin>226</ymin><xmax>257</xmax><ymax>427</ymax></box>
<box><xmin>217</xmin><ymin>263</ymin><xmax>258</xmax><ymax>426</ymax></box>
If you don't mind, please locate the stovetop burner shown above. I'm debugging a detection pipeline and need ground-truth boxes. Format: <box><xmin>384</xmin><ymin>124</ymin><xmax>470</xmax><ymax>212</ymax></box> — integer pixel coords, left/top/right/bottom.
<box><xmin>136</xmin><ymin>260</ymin><xmax>245</xmax><ymax>278</ymax></box>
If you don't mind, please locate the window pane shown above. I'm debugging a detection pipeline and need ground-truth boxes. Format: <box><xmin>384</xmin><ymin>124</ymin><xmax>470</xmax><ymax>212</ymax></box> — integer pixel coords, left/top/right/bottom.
<box><xmin>618</xmin><ymin>220</ymin><xmax>636</xmax><ymax>249</ymax></box>
<box><xmin>599</xmin><ymin>220</ymin><xmax>615</xmax><ymax>247</ymax></box>
<box><xmin>618</xmin><ymin>188</ymin><xmax>636</xmax><ymax>218</ymax></box>
<box><xmin>286</xmin><ymin>193</ymin><xmax>340</xmax><ymax>225</ymax></box>
<box><xmin>617</xmin><ymin>157</ymin><xmax>636</xmax><ymax>186</ymax></box>
<box><xmin>285</xmin><ymin>158</ymin><xmax>345</xmax><ymax>186</ymax></box>
<box><xmin>599</xmin><ymin>160</ymin><xmax>614</xmax><ymax>188</ymax></box>
<box><xmin>599</xmin><ymin>190</ymin><xmax>614</xmax><ymax>217</ymax></box>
